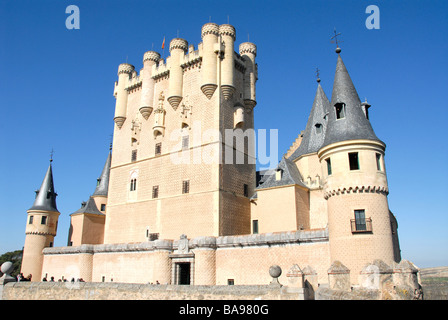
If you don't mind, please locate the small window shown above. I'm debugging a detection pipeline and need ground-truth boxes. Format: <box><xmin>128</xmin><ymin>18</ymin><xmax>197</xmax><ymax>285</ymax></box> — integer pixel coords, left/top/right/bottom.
<box><xmin>182</xmin><ymin>136</ymin><xmax>189</xmax><ymax>150</ymax></box>
<box><xmin>228</xmin><ymin>279</ymin><xmax>235</xmax><ymax>285</ymax></box>
<box><xmin>315</xmin><ymin>123</ymin><xmax>322</xmax><ymax>134</ymax></box>
<box><xmin>130</xmin><ymin>179</ymin><xmax>137</xmax><ymax>191</ymax></box>
<box><xmin>131</xmin><ymin>149</ymin><xmax>137</xmax><ymax>162</ymax></box>
<box><xmin>41</xmin><ymin>216</ymin><xmax>47</xmax><ymax>225</ymax></box>
<box><xmin>152</xmin><ymin>185</ymin><xmax>159</xmax><ymax>199</ymax></box>
<box><xmin>155</xmin><ymin>143</ymin><xmax>162</xmax><ymax>156</ymax></box>
<box><xmin>100</xmin><ymin>204</ymin><xmax>106</xmax><ymax>211</ymax></box>
<box><xmin>354</xmin><ymin>210</ymin><xmax>366</xmax><ymax>230</ymax></box>
<box><xmin>182</xmin><ymin>180</ymin><xmax>190</xmax><ymax>194</ymax></box>
<box><xmin>275</xmin><ymin>170</ymin><xmax>282</xmax><ymax>181</ymax></box>
<box><xmin>349</xmin><ymin>152</ymin><xmax>359</xmax><ymax>170</ymax></box>
<box><xmin>335</xmin><ymin>103</ymin><xmax>346</xmax><ymax>119</ymax></box>
<box><xmin>29</xmin><ymin>215</ymin><xmax>34</xmax><ymax>224</ymax></box>
<box><xmin>326</xmin><ymin>158</ymin><xmax>332</xmax><ymax>175</ymax></box>
<box><xmin>49</xmin><ymin>242</ymin><xmax>53</xmax><ymax>247</ymax></box>
<box><xmin>376</xmin><ymin>153</ymin><xmax>382</xmax><ymax>171</ymax></box>
<box><xmin>243</xmin><ymin>184</ymin><xmax>249</xmax><ymax>197</ymax></box>
<box><xmin>252</xmin><ymin>220</ymin><xmax>259</xmax><ymax>234</ymax></box>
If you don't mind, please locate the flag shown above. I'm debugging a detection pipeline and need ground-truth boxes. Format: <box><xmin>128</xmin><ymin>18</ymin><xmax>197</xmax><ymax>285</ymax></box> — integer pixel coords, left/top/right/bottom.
<box><xmin>162</xmin><ymin>36</ymin><xmax>165</xmax><ymax>50</ymax></box>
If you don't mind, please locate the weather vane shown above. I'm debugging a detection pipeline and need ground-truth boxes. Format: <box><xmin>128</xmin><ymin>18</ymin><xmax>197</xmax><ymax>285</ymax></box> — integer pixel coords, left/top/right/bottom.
<box><xmin>331</xmin><ymin>28</ymin><xmax>343</xmax><ymax>52</ymax></box>
<box><xmin>315</xmin><ymin>67</ymin><xmax>321</xmax><ymax>83</ymax></box>
<box><xmin>50</xmin><ymin>148</ymin><xmax>54</xmax><ymax>163</ymax></box>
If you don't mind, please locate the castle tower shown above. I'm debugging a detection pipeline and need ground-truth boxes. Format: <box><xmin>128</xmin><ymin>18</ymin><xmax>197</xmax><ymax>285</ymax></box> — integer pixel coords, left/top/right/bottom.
<box><xmin>21</xmin><ymin>160</ymin><xmax>60</xmax><ymax>281</ymax></box>
<box><xmin>104</xmin><ymin>22</ymin><xmax>257</xmax><ymax>244</ymax></box>
<box><xmin>239</xmin><ymin>42</ymin><xmax>257</xmax><ymax>110</ymax></box>
<box><xmin>200</xmin><ymin>23</ymin><xmax>219</xmax><ymax>99</ymax></box>
<box><xmin>219</xmin><ymin>24</ymin><xmax>236</xmax><ymax>100</ymax></box>
<box><xmin>113</xmin><ymin>63</ymin><xmax>135</xmax><ymax>128</ymax></box>
<box><xmin>317</xmin><ymin>48</ymin><xmax>400</xmax><ymax>283</ymax></box>
<box><xmin>140</xmin><ymin>51</ymin><xmax>161</xmax><ymax>119</ymax></box>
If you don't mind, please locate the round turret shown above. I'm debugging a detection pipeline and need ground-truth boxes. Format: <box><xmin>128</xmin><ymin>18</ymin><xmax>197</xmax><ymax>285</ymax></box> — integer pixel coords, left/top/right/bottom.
<box><xmin>219</xmin><ymin>24</ymin><xmax>236</xmax><ymax>100</ymax></box>
<box><xmin>169</xmin><ymin>38</ymin><xmax>188</xmax><ymax>53</ymax></box>
<box><xmin>143</xmin><ymin>51</ymin><xmax>161</xmax><ymax>63</ymax></box>
<box><xmin>117</xmin><ymin>63</ymin><xmax>135</xmax><ymax>75</ymax></box>
<box><xmin>201</xmin><ymin>22</ymin><xmax>219</xmax><ymax>39</ymax></box>
<box><xmin>239</xmin><ymin>42</ymin><xmax>257</xmax><ymax>57</ymax></box>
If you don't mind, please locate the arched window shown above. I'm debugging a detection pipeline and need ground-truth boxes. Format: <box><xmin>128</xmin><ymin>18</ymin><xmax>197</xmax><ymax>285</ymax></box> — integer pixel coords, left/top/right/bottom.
<box><xmin>335</xmin><ymin>103</ymin><xmax>346</xmax><ymax>119</ymax></box>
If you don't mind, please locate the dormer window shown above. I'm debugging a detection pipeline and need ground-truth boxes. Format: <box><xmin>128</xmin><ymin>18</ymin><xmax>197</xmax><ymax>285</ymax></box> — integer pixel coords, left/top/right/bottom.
<box><xmin>275</xmin><ymin>169</ymin><xmax>283</xmax><ymax>181</ymax></box>
<box><xmin>335</xmin><ymin>103</ymin><xmax>346</xmax><ymax>119</ymax></box>
<box><xmin>315</xmin><ymin>123</ymin><xmax>322</xmax><ymax>134</ymax></box>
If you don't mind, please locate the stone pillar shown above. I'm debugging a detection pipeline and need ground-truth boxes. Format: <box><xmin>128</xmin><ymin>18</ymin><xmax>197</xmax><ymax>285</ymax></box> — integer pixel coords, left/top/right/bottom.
<box><xmin>0</xmin><ymin>262</ymin><xmax>16</xmax><ymax>300</ymax></box>
<box><xmin>359</xmin><ymin>259</ymin><xmax>393</xmax><ymax>290</ymax></box>
<box><xmin>152</xmin><ymin>240</ymin><xmax>173</xmax><ymax>285</ymax></box>
<box><xmin>327</xmin><ymin>261</ymin><xmax>351</xmax><ymax>291</ymax></box>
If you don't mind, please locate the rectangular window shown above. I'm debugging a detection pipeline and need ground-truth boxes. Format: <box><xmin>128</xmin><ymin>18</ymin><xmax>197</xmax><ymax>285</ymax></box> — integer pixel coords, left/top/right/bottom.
<box><xmin>41</xmin><ymin>216</ymin><xmax>47</xmax><ymax>225</ymax></box>
<box><xmin>354</xmin><ymin>210</ymin><xmax>366</xmax><ymax>231</ymax></box>
<box><xmin>243</xmin><ymin>184</ymin><xmax>249</xmax><ymax>197</ymax></box>
<box><xmin>326</xmin><ymin>158</ymin><xmax>332</xmax><ymax>175</ymax></box>
<box><xmin>228</xmin><ymin>279</ymin><xmax>235</xmax><ymax>285</ymax></box>
<box><xmin>349</xmin><ymin>152</ymin><xmax>359</xmax><ymax>170</ymax></box>
<box><xmin>152</xmin><ymin>185</ymin><xmax>159</xmax><ymax>199</ymax></box>
<box><xmin>376</xmin><ymin>153</ymin><xmax>382</xmax><ymax>171</ymax></box>
<box><xmin>49</xmin><ymin>242</ymin><xmax>53</xmax><ymax>247</ymax></box>
<box><xmin>29</xmin><ymin>215</ymin><xmax>34</xmax><ymax>224</ymax></box>
<box><xmin>131</xmin><ymin>149</ymin><xmax>137</xmax><ymax>162</ymax></box>
<box><xmin>100</xmin><ymin>204</ymin><xmax>106</xmax><ymax>211</ymax></box>
<box><xmin>252</xmin><ymin>220</ymin><xmax>259</xmax><ymax>234</ymax></box>
<box><xmin>130</xmin><ymin>179</ymin><xmax>137</xmax><ymax>191</ymax></box>
<box><xmin>155</xmin><ymin>143</ymin><xmax>162</xmax><ymax>156</ymax></box>
<box><xmin>335</xmin><ymin>103</ymin><xmax>346</xmax><ymax>119</ymax></box>
<box><xmin>182</xmin><ymin>180</ymin><xmax>190</xmax><ymax>194</ymax></box>
<box><xmin>182</xmin><ymin>136</ymin><xmax>189</xmax><ymax>150</ymax></box>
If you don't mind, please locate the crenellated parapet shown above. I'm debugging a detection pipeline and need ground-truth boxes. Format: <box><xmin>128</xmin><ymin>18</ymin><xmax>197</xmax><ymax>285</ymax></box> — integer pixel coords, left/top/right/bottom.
<box><xmin>219</xmin><ymin>24</ymin><xmax>236</xmax><ymax>40</ymax></box>
<box><xmin>239</xmin><ymin>42</ymin><xmax>257</xmax><ymax>57</ymax></box>
<box><xmin>169</xmin><ymin>38</ymin><xmax>189</xmax><ymax>53</ymax></box>
<box><xmin>201</xmin><ymin>22</ymin><xmax>220</xmax><ymax>38</ymax></box>
<box><xmin>143</xmin><ymin>50</ymin><xmax>161</xmax><ymax>63</ymax></box>
<box><xmin>117</xmin><ymin>63</ymin><xmax>135</xmax><ymax>75</ymax></box>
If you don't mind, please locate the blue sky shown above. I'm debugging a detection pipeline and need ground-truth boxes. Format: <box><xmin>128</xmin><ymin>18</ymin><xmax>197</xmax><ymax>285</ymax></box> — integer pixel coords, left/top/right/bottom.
<box><xmin>0</xmin><ymin>0</ymin><xmax>447</xmax><ymax>268</ymax></box>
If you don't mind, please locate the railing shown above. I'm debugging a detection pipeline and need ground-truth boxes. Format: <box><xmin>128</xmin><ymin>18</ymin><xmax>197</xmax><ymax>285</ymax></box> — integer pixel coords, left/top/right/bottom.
<box><xmin>350</xmin><ymin>218</ymin><xmax>372</xmax><ymax>233</ymax></box>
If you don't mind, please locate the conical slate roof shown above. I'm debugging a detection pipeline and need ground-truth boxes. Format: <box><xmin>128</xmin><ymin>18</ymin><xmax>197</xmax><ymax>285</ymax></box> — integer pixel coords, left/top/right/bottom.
<box><xmin>321</xmin><ymin>51</ymin><xmax>382</xmax><ymax>149</ymax></box>
<box><xmin>256</xmin><ymin>156</ymin><xmax>307</xmax><ymax>190</ymax></box>
<box><xmin>71</xmin><ymin>196</ymin><xmax>104</xmax><ymax>216</ymax></box>
<box><xmin>92</xmin><ymin>151</ymin><xmax>111</xmax><ymax>196</ymax></box>
<box><xmin>289</xmin><ymin>82</ymin><xmax>330</xmax><ymax>160</ymax></box>
<box><xmin>29</xmin><ymin>162</ymin><xmax>59</xmax><ymax>213</ymax></box>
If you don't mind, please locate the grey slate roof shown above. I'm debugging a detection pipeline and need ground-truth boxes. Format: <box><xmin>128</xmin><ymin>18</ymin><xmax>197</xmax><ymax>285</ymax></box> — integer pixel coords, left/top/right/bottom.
<box><xmin>256</xmin><ymin>156</ymin><xmax>308</xmax><ymax>190</ymax></box>
<box><xmin>28</xmin><ymin>163</ymin><xmax>59</xmax><ymax>213</ymax></box>
<box><xmin>92</xmin><ymin>151</ymin><xmax>111</xmax><ymax>196</ymax></box>
<box><xmin>71</xmin><ymin>196</ymin><xmax>104</xmax><ymax>216</ymax></box>
<box><xmin>289</xmin><ymin>82</ymin><xmax>331</xmax><ymax>160</ymax></box>
<box><xmin>321</xmin><ymin>52</ymin><xmax>383</xmax><ymax>149</ymax></box>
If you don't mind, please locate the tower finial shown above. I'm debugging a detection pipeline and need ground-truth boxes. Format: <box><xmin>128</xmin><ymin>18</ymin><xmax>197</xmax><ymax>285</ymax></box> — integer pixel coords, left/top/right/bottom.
<box><xmin>316</xmin><ymin>67</ymin><xmax>321</xmax><ymax>83</ymax></box>
<box><xmin>331</xmin><ymin>28</ymin><xmax>342</xmax><ymax>53</ymax></box>
<box><xmin>50</xmin><ymin>148</ymin><xmax>54</xmax><ymax>163</ymax></box>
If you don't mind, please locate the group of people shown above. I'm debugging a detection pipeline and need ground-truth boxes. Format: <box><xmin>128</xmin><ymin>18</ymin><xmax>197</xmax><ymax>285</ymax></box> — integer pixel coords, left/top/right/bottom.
<box><xmin>16</xmin><ymin>273</ymin><xmax>32</xmax><ymax>281</ymax></box>
<box><xmin>42</xmin><ymin>276</ymin><xmax>85</xmax><ymax>282</ymax></box>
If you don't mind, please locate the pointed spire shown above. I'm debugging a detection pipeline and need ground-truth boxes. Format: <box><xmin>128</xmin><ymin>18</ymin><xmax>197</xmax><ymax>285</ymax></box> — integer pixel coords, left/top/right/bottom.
<box><xmin>92</xmin><ymin>150</ymin><xmax>112</xmax><ymax>197</ymax></box>
<box><xmin>29</xmin><ymin>161</ymin><xmax>59</xmax><ymax>213</ymax></box>
<box><xmin>321</xmin><ymin>51</ymin><xmax>382</xmax><ymax>148</ymax></box>
<box><xmin>289</xmin><ymin>80</ymin><xmax>331</xmax><ymax>160</ymax></box>
<box><xmin>71</xmin><ymin>197</ymin><xmax>104</xmax><ymax>216</ymax></box>
<box><xmin>256</xmin><ymin>156</ymin><xmax>307</xmax><ymax>190</ymax></box>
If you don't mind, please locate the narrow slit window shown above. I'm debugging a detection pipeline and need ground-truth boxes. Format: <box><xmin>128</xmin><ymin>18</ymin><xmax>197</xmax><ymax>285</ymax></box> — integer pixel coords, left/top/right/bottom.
<box><xmin>41</xmin><ymin>216</ymin><xmax>47</xmax><ymax>225</ymax></box>
<box><xmin>252</xmin><ymin>220</ymin><xmax>259</xmax><ymax>234</ymax></box>
<box><xmin>243</xmin><ymin>184</ymin><xmax>249</xmax><ymax>197</ymax></box>
<box><xmin>29</xmin><ymin>215</ymin><xmax>34</xmax><ymax>224</ymax></box>
<box><xmin>155</xmin><ymin>143</ymin><xmax>162</xmax><ymax>156</ymax></box>
<box><xmin>182</xmin><ymin>136</ymin><xmax>189</xmax><ymax>150</ymax></box>
<box><xmin>131</xmin><ymin>149</ymin><xmax>137</xmax><ymax>162</ymax></box>
<box><xmin>349</xmin><ymin>152</ymin><xmax>359</xmax><ymax>170</ymax></box>
<box><xmin>182</xmin><ymin>180</ymin><xmax>190</xmax><ymax>194</ymax></box>
<box><xmin>326</xmin><ymin>158</ymin><xmax>332</xmax><ymax>175</ymax></box>
<box><xmin>335</xmin><ymin>103</ymin><xmax>346</xmax><ymax>119</ymax></box>
<box><xmin>152</xmin><ymin>185</ymin><xmax>159</xmax><ymax>199</ymax></box>
<box><xmin>315</xmin><ymin>123</ymin><xmax>322</xmax><ymax>134</ymax></box>
<box><xmin>130</xmin><ymin>179</ymin><xmax>137</xmax><ymax>191</ymax></box>
<box><xmin>376</xmin><ymin>153</ymin><xmax>382</xmax><ymax>171</ymax></box>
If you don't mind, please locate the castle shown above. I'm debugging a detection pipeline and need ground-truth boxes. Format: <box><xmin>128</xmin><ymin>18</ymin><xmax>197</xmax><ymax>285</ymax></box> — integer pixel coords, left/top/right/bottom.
<box><xmin>20</xmin><ymin>22</ymin><xmax>406</xmax><ymax>288</ymax></box>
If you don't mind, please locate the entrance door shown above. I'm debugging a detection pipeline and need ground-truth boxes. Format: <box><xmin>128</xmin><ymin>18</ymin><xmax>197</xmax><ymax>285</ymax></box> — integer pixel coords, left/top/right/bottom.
<box><xmin>178</xmin><ymin>263</ymin><xmax>190</xmax><ymax>285</ymax></box>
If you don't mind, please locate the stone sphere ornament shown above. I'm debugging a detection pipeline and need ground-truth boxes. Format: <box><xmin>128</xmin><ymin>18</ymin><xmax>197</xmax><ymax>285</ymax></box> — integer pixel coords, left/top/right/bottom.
<box><xmin>269</xmin><ymin>265</ymin><xmax>282</xmax><ymax>279</ymax></box>
<box><xmin>1</xmin><ymin>261</ymin><xmax>13</xmax><ymax>275</ymax></box>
